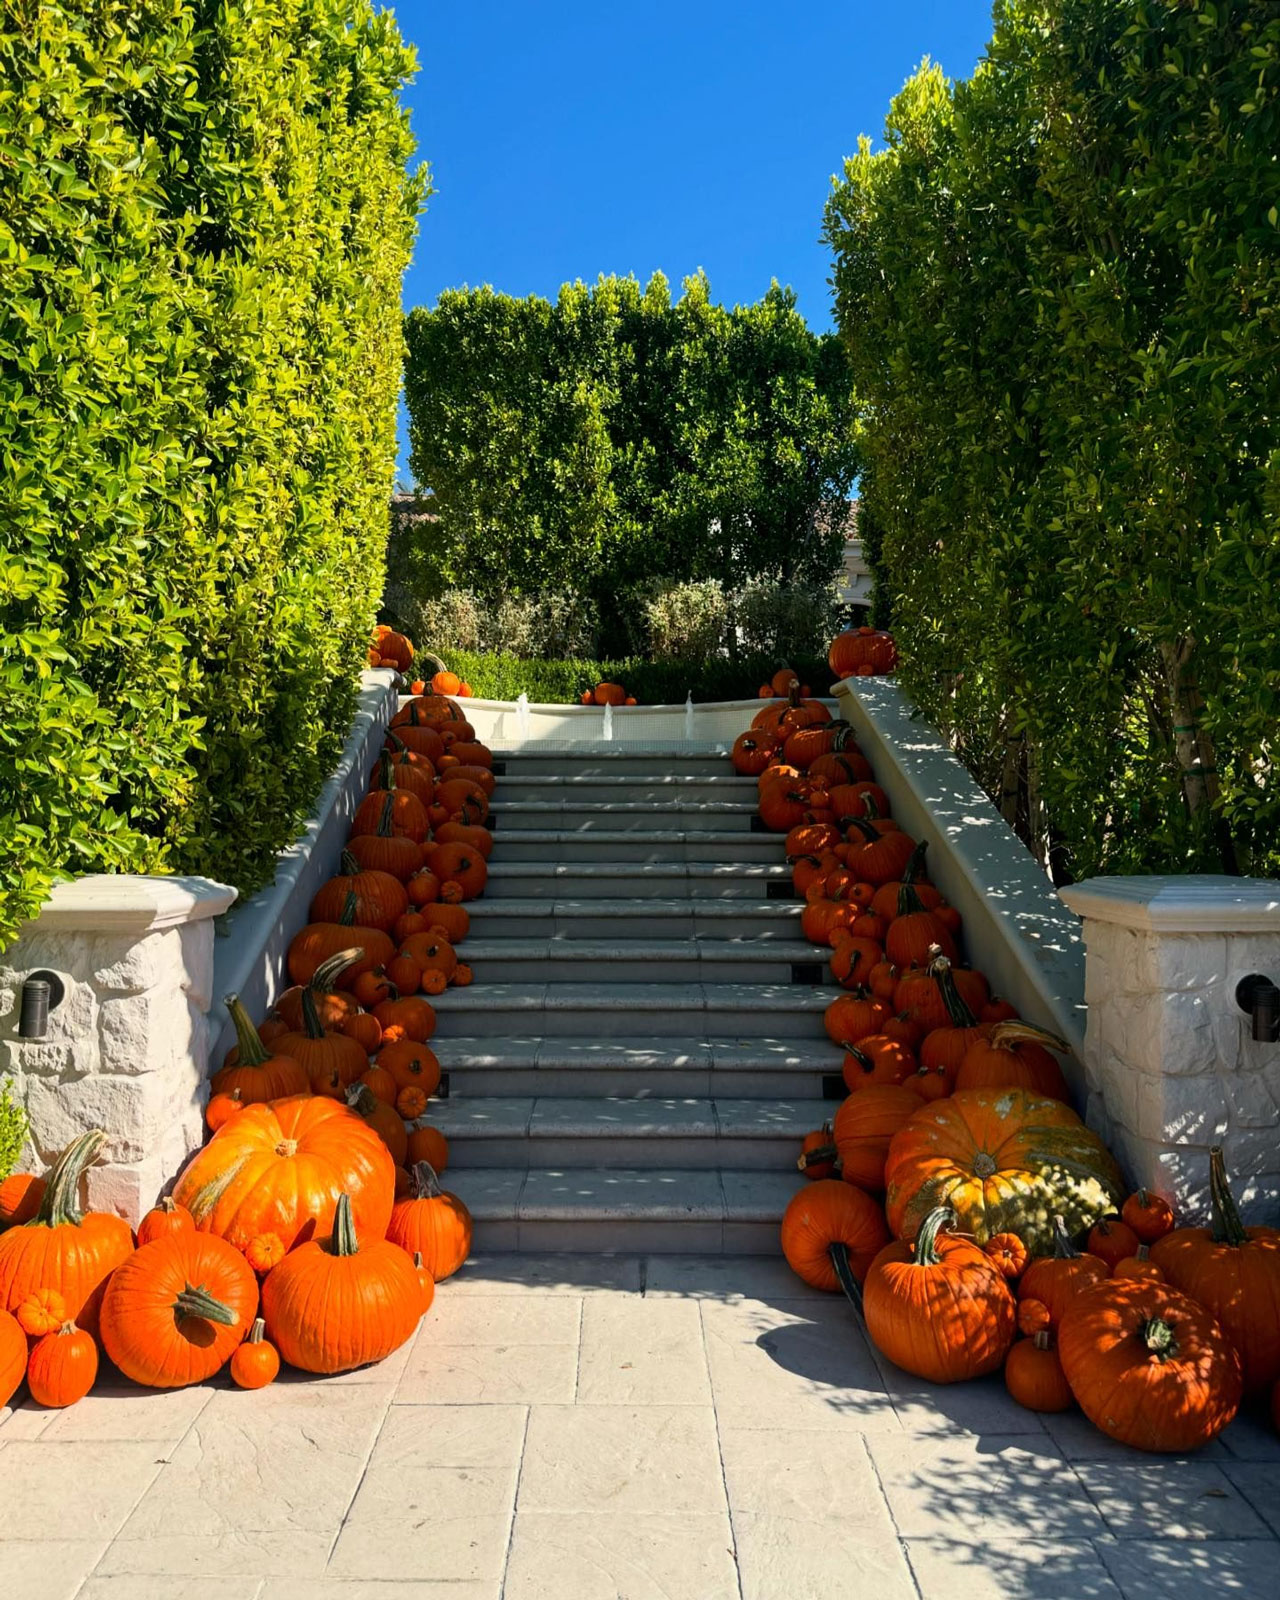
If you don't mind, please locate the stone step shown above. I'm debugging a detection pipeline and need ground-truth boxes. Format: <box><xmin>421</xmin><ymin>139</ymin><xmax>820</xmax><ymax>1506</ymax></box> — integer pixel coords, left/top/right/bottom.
<box><xmin>430</xmin><ymin>981</ymin><xmax>836</xmax><ymax>1039</ymax></box>
<box><xmin>487</xmin><ymin>829</ymin><xmax>781</xmax><ymax>862</ymax></box>
<box><xmin>482</xmin><ymin>861</ymin><xmax>793</xmax><ymax>900</ymax></box>
<box><xmin>444</xmin><ymin>1165</ymin><xmax>800</xmax><ymax>1253</ymax></box>
<box><xmin>488</xmin><ymin>799</ymin><xmax>757</xmax><ymax>833</ymax></box>
<box><xmin>428</xmin><ymin>1095</ymin><xmax>828</xmax><ymax>1173</ymax></box>
<box><xmin>433</xmin><ymin>1036</ymin><xmax>842</xmax><ymax>1099</ymax></box>
<box><xmin>497</xmin><ymin>774</ymin><xmax>757</xmax><ymax>805</ymax></box>
<box><xmin>466</xmin><ymin>897</ymin><xmax>804</xmax><ymax>940</ymax></box>
<box><xmin>459</xmin><ymin>936</ymin><xmax>831</xmax><ymax>985</ymax></box>
<box><xmin>494</xmin><ymin>749</ymin><xmax>730</xmax><ymax>779</ymax></box>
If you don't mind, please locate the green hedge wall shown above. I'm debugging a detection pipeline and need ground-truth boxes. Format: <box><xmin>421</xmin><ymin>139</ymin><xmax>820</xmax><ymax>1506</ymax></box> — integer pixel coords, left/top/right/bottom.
<box><xmin>825</xmin><ymin>0</ymin><xmax>1280</xmax><ymax>881</ymax></box>
<box><xmin>444</xmin><ymin>652</ymin><xmax>835</xmax><ymax>706</ymax></box>
<box><xmin>0</xmin><ymin>0</ymin><xmax>423</xmax><ymax>951</ymax></box>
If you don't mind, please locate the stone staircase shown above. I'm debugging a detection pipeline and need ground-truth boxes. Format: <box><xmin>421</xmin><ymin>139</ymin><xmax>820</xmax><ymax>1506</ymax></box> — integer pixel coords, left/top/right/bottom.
<box><xmin>430</xmin><ymin>747</ymin><xmax>845</xmax><ymax>1252</ymax></box>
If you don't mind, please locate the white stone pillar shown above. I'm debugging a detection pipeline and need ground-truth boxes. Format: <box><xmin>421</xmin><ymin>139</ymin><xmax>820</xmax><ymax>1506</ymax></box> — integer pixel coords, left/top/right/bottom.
<box><xmin>0</xmin><ymin>875</ymin><xmax>236</xmax><ymax>1222</ymax></box>
<box><xmin>1058</xmin><ymin>876</ymin><xmax>1280</xmax><ymax>1222</ymax></box>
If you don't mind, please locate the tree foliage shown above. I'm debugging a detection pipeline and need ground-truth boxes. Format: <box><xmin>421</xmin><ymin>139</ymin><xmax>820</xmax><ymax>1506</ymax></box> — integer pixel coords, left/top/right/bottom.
<box><xmin>401</xmin><ymin>274</ymin><xmax>858</xmax><ymax>644</ymax></box>
<box><xmin>826</xmin><ymin>0</ymin><xmax>1280</xmax><ymax>880</ymax></box>
<box><xmin>0</xmin><ymin>0</ymin><xmax>423</xmax><ymax>951</ymax></box>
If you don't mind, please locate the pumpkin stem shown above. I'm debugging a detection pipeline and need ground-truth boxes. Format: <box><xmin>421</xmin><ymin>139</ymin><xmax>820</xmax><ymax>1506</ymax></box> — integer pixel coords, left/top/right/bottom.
<box><xmin>225</xmin><ymin>994</ymin><xmax>270</xmax><ymax>1069</ymax></box>
<box><xmin>912</xmin><ymin>1205</ymin><xmax>958</xmax><ymax>1267</ymax></box>
<box><xmin>346</xmin><ymin>1084</ymin><xmax>378</xmax><ymax>1117</ymax></box>
<box><xmin>173</xmin><ymin>1283</ymin><xmax>237</xmax><ymax>1325</ymax></box>
<box><xmin>845</xmin><ymin>817</ymin><xmax>882</xmax><ymax>843</ymax></box>
<box><xmin>988</xmin><ymin>1020</ymin><xmax>1070</xmax><ymax>1055</ymax></box>
<box><xmin>331</xmin><ymin>1193</ymin><xmax>360</xmax><ymax>1256</ymax></box>
<box><xmin>1139</xmin><ymin>1316</ymin><xmax>1178</xmax><ymax>1360</ymax></box>
<box><xmin>245</xmin><ymin>1316</ymin><xmax>267</xmax><ymax>1344</ymax></box>
<box><xmin>845</xmin><ymin>1045</ymin><xmax>874</xmax><ymax>1076</ymax></box>
<box><xmin>409</xmin><ymin>1160</ymin><xmax>443</xmax><ymax>1199</ymax></box>
<box><xmin>900</xmin><ymin>838</ymin><xmax>929</xmax><ymax>885</ymax></box>
<box><xmin>308</xmin><ymin>948</ymin><xmax>363</xmax><ymax>994</ymax></box>
<box><xmin>931</xmin><ymin>956</ymin><xmax>978</xmax><ymax>1029</ymax></box>
<box><xmin>1208</xmin><ymin>1145</ymin><xmax>1248</xmax><ymax>1248</ymax></box>
<box><xmin>896</xmin><ymin>881</ymin><xmax>926</xmax><ymax>919</ymax></box>
<box><xmin>31</xmin><ymin>1128</ymin><xmax>105</xmax><ymax>1229</ymax></box>
<box><xmin>339</xmin><ymin>848</ymin><xmax>361</xmax><ymax>876</ymax></box>
<box><xmin>337</xmin><ymin>890</ymin><xmax>359</xmax><ymax>928</ymax></box>
<box><xmin>377</xmin><ymin>792</ymin><xmax>397</xmax><ymax>838</ymax></box>
<box><xmin>300</xmin><ymin>985</ymin><xmax>327</xmax><ymax>1041</ymax></box>
<box><xmin>1049</xmin><ymin>1214</ymin><xmax>1082</xmax><ymax>1258</ymax></box>
<box><xmin>828</xmin><ymin>1242</ymin><xmax>864</xmax><ymax>1313</ymax></box>
<box><xmin>796</xmin><ymin>1143</ymin><xmax>839</xmax><ymax>1172</ymax></box>
<box><xmin>1032</xmin><ymin>1330</ymin><xmax>1053</xmax><ymax>1353</ymax></box>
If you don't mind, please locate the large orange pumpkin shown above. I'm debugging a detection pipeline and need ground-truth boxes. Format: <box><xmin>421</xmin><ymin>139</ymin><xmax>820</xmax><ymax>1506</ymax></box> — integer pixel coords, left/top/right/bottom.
<box><xmin>174</xmin><ymin>1097</ymin><xmax>395</xmax><ymax>1253</ymax></box>
<box><xmin>1149</xmin><ymin>1146</ymin><xmax>1280</xmax><ymax>1393</ymax></box>
<box><xmin>954</xmin><ymin>1021</ymin><xmax>1072</xmax><ymax>1103</ymax></box>
<box><xmin>386</xmin><ymin>1162</ymin><xmax>472</xmax><ymax>1281</ymax></box>
<box><xmin>262</xmin><ymin>1193</ymin><xmax>422</xmax><ymax>1374</ymax></box>
<box><xmin>1017</xmin><ymin>1215</ymin><xmax>1110</xmax><ymax>1327</ymax></box>
<box><xmin>862</xmin><ymin>1205</ymin><xmax>1017</xmax><ymax>1383</ymax></box>
<box><xmin>883</xmin><ymin>1088</ymin><xmax>1123</xmax><ymax>1255</ymax></box>
<box><xmin>779</xmin><ymin>1178</ymin><xmax>889</xmax><ymax>1294</ymax></box>
<box><xmin>310</xmin><ymin>849</ymin><xmax>409</xmax><ymax>932</ymax></box>
<box><xmin>210</xmin><ymin>995</ymin><xmax>309</xmax><ymax>1104</ymax></box>
<box><xmin>285</xmin><ymin>899</ymin><xmax>395</xmax><ymax>988</ymax></box>
<box><xmin>0</xmin><ymin>1130</ymin><xmax>134</xmax><ymax>1338</ymax></box>
<box><xmin>1058</xmin><ymin>1278</ymin><xmax>1242</xmax><ymax>1452</ymax></box>
<box><xmin>272</xmin><ymin>988</ymin><xmax>369</xmax><ymax>1092</ymax></box>
<box><xmin>100</xmin><ymin>1232</ymin><xmax>258</xmax><ymax>1388</ymax></box>
<box><xmin>828</xmin><ymin>1084</ymin><xmax>924</xmax><ymax>1191</ymax></box>
<box><xmin>0</xmin><ymin>1307</ymin><xmax>25</xmax><ymax>1408</ymax></box>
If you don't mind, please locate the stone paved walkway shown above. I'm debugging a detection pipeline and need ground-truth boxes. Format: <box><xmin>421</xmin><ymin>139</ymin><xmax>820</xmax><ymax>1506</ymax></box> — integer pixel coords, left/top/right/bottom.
<box><xmin>2</xmin><ymin>1254</ymin><xmax>1278</xmax><ymax>1599</ymax></box>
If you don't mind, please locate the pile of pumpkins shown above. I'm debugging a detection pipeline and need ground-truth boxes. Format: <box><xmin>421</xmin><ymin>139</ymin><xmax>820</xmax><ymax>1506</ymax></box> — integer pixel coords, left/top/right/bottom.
<box><xmin>580</xmin><ymin>681</ymin><xmax>637</xmax><ymax>706</ymax></box>
<box><xmin>0</xmin><ymin>650</ymin><xmax>494</xmax><ymax>1409</ymax></box>
<box><xmin>828</xmin><ymin>624</ymin><xmax>897</xmax><ymax>678</ymax></box>
<box><xmin>733</xmin><ymin>691</ymin><xmax>1280</xmax><ymax>1453</ymax></box>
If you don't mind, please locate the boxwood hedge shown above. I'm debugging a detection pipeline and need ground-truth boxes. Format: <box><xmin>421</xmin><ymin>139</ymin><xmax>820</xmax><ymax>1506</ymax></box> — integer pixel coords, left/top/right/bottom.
<box><xmin>0</xmin><ymin>0</ymin><xmax>423</xmax><ymax>951</ymax></box>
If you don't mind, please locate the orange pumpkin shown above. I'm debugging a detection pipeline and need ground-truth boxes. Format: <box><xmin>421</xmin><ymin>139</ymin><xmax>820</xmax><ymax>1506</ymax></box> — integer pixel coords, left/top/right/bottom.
<box><xmin>26</xmin><ymin>1320</ymin><xmax>98</xmax><ymax>1407</ymax></box>
<box><xmin>210</xmin><ymin>995</ymin><xmax>309</xmax><ymax>1104</ymax></box>
<box><xmin>0</xmin><ymin>1172</ymin><xmax>46</xmax><ymax>1230</ymax></box>
<box><xmin>386</xmin><ymin>1163</ymin><xmax>472</xmax><ymax>1281</ymax></box>
<box><xmin>310</xmin><ymin>849</ymin><xmax>408</xmax><ymax>932</ymax></box>
<box><xmin>100</xmin><ymin>1232</ymin><xmax>258</xmax><ymax>1388</ymax></box>
<box><xmin>779</xmin><ymin>1178</ymin><xmax>889</xmax><ymax>1294</ymax></box>
<box><xmin>346</xmin><ymin>1085</ymin><xmax>409</xmax><ymax>1168</ymax></box>
<box><xmin>954</xmin><ymin>1021</ymin><xmax>1072</xmax><ymax>1103</ymax></box>
<box><xmin>285</xmin><ymin>899</ymin><xmax>395</xmax><ymax>989</ymax></box>
<box><xmin>406</xmin><ymin>1124</ymin><xmax>450</xmax><ymax>1173</ymax></box>
<box><xmin>883</xmin><ymin>1088</ymin><xmax>1124</xmax><ymax>1254</ymax></box>
<box><xmin>136</xmin><ymin>1197</ymin><xmax>195</xmax><ymax>1248</ymax></box>
<box><xmin>230</xmin><ymin>1316</ymin><xmax>280</xmax><ymax>1390</ymax></box>
<box><xmin>174</xmin><ymin>1097</ymin><xmax>395</xmax><ymax>1253</ymax></box>
<box><xmin>375</xmin><ymin>1039</ymin><xmax>442</xmax><ymax>1097</ymax></box>
<box><xmin>262</xmin><ymin>1193</ymin><xmax>423</xmax><ymax>1374</ymax></box>
<box><xmin>1005</xmin><ymin>1331</ymin><xmax>1073</xmax><ymax>1413</ymax></box>
<box><xmin>1018</xmin><ymin>1215</ymin><xmax>1110</xmax><ymax>1328</ymax></box>
<box><xmin>1121</xmin><ymin>1187</ymin><xmax>1176</xmax><ymax>1244</ymax></box>
<box><xmin>829</xmin><ymin>1084</ymin><xmax>927</xmax><ymax>1192</ymax></box>
<box><xmin>0</xmin><ymin>1130</ymin><xmax>134</xmax><ymax>1338</ymax></box>
<box><xmin>0</xmin><ymin>1307</ymin><xmax>24</xmax><ymax>1409</ymax></box>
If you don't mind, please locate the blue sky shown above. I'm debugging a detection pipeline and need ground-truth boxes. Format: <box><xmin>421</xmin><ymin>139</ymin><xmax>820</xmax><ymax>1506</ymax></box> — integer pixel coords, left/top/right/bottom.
<box><xmin>391</xmin><ymin>1</ymin><xmax>995</xmax><ymax>475</ymax></box>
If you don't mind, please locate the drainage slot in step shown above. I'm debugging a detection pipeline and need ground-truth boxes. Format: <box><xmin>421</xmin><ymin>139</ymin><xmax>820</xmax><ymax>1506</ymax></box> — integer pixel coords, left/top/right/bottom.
<box><xmin>435</xmin><ymin>1072</ymin><xmax>451</xmax><ymax>1100</ymax></box>
<box><xmin>749</xmin><ymin>814</ymin><xmax>771</xmax><ymax>833</ymax></box>
<box><xmin>766</xmin><ymin>881</ymin><xmax>793</xmax><ymax>900</ymax></box>
<box><xmin>822</xmin><ymin>1073</ymin><xmax>846</xmax><ymax>1102</ymax></box>
<box><xmin>791</xmin><ymin>962</ymin><xmax>824</xmax><ymax>985</ymax></box>
<box><xmin>491</xmin><ymin>761</ymin><xmax>507</xmax><ymax>775</ymax></box>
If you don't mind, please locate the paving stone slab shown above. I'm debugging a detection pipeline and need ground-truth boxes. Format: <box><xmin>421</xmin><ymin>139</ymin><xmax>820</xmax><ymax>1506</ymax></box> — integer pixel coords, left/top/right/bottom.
<box><xmin>701</xmin><ymin>1297</ymin><xmax>898</xmax><ymax>1433</ymax></box>
<box><xmin>0</xmin><ymin>1398</ymin><xmax>55</xmax><ymax>1440</ymax></box>
<box><xmin>576</xmin><ymin>1296</ymin><xmax>711</xmax><ymax>1405</ymax></box>
<box><xmin>1096</xmin><ymin>1538</ymin><xmax>1280</xmax><ymax>1600</ymax></box>
<box><xmin>733</xmin><ymin>1512</ymin><xmax>916</xmax><ymax>1600</ymax></box>
<box><xmin>868</xmin><ymin>1433</ymin><xmax>1107</xmax><ymax>1541</ymax></box>
<box><xmin>903</xmin><ymin>1538</ymin><xmax>1124</xmax><ymax>1600</ymax></box>
<box><xmin>516</xmin><ymin>1404</ymin><xmax>727</xmax><ymax>1515</ymax></box>
<box><xmin>1220</xmin><ymin>1405</ymin><xmax>1280</xmax><ymax>1461</ymax></box>
<box><xmin>395</xmin><ymin>1343</ymin><xmax>579</xmax><ymax>1406</ymax></box>
<box><xmin>418</xmin><ymin>1292</ymin><xmax>583</xmax><ymax>1346</ymax></box>
<box><xmin>444</xmin><ymin>1254</ymin><xmax>643</xmax><ymax>1296</ymax></box>
<box><xmin>503</xmin><ymin>1511</ymin><xmax>739</xmax><ymax>1600</ymax></box>
<box><xmin>1075</xmin><ymin>1461</ymin><xmax>1273</xmax><ymax>1540</ymax></box>
<box><xmin>0</xmin><ymin>1440</ymin><xmax>166</xmax><ymax>1541</ymax></box>
<box><xmin>94</xmin><ymin>1530</ymin><xmax>335</xmax><ymax>1580</ymax></box>
<box><xmin>35</xmin><ymin>1380</ymin><xmax>214</xmax><ymax>1443</ymax></box>
<box><xmin>80</xmin><ymin>1578</ymin><xmax>263</xmax><ymax>1599</ymax></box>
<box><xmin>0</xmin><ymin>1539</ymin><xmax>108</xmax><ymax>1600</ymax></box>
<box><xmin>260</xmin><ymin>1583</ymin><xmax>499</xmax><ymax>1600</ymax></box>
<box><xmin>1041</xmin><ymin>1407</ymin><xmax>1229</xmax><ymax>1462</ymax></box>
<box><xmin>1223</xmin><ymin>1461</ymin><xmax>1280</xmax><ymax>1536</ymax></box>
<box><xmin>644</xmin><ymin>1253</ymin><xmax>827</xmax><ymax>1303</ymax></box>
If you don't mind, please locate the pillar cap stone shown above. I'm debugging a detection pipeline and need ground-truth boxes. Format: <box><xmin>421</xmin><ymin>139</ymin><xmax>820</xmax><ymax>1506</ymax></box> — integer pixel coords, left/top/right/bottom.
<box><xmin>26</xmin><ymin>875</ymin><xmax>237</xmax><ymax>934</ymax></box>
<box><xmin>1060</xmin><ymin>875</ymin><xmax>1280</xmax><ymax>934</ymax></box>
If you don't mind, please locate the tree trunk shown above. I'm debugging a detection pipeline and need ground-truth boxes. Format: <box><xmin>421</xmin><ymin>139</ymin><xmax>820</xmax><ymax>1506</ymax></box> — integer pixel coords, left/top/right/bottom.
<box><xmin>999</xmin><ymin>730</ymin><xmax>1023</xmax><ymax>831</ymax></box>
<box><xmin>1159</xmin><ymin>635</ymin><xmax>1239</xmax><ymax>874</ymax></box>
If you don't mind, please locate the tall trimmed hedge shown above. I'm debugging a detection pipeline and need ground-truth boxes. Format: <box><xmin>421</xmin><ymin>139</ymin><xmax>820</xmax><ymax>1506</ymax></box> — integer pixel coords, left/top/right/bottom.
<box><xmin>825</xmin><ymin>0</ymin><xmax>1280</xmax><ymax>881</ymax></box>
<box><xmin>401</xmin><ymin>274</ymin><xmax>858</xmax><ymax>646</ymax></box>
<box><xmin>0</xmin><ymin>0</ymin><xmax>423</xmax><ymax>950</ymax></box>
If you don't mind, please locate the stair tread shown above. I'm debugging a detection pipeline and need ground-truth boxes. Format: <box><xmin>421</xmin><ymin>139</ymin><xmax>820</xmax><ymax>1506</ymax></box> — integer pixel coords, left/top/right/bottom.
<box><xmin>499</xmin><ymin>774</ymin><xmax>756</xmax><ymax>789</ymax></box>
<box><xmin>458</xmin><ymin>937</ymin><xmax>829</xmax><ymax>961</ymax></box>
<box><xmin>490</xmin><ymin>799</ymin><xmax>757</xmax><ymax>814</ymax></box>
<box><xmin>484</xmin><ymin>829</ymin><xmax>771</xmax><ymax>843</ymax></box>
<box><xmin>434</xmin><ymin>1035</ymin><xmax>840</xmax><ymax>1068</ymax></box>
<box><xmin>431</xmin><ymin>981</ymin><xmax>837</xmax><ymax>1012</ymax></box>
<box><xmin>485</xmin><ymin>862</ymin><xmax>788</xmax><ymax>878</ymax></box>
<box><xmin>446</xmin><ymin>1166</ymin><xmax>800</xmax><ymax>1223</ymax></box>
<box><xmin>469</xmin><ymin>898</ymin><xmax>803</xmax><ymax>918</ymax></box>
<box><xmin>428</xmin><ymin>1096</ymin><xmax>828</xmax><ymax>1140</ymax></box>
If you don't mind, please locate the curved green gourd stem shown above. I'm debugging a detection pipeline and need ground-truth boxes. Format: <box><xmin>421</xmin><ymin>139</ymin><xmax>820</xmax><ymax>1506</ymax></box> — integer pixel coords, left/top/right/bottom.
<box><xmin>845</xmin><ymin>817</ymin><xmax>881</xmax><ymax>843</ymax></box>
<box><xmin>932</xmin><ymin>956</ymin><xmax>978</xmax><ymax>1029</ymax></box>
<box><xmin>988</xmin><ymin>1020</ymin><xmax>1070</xmax><ymax>1055</ymax></box>
<box><xmin>339</xmin><ymin>848</ymin><xmax>362</xmax><ymax>876</ymax></box>
<box><xmin>831</xmin><ymin>723</ymin><xmax>857</xmax><ymax>753</ymax></box>
<box><xmin>1048</xmin><ymin>1214</ymin><xmax>1082</xmax><ymax>1259</ymax></box>
<box><xmin>828</xmin><ymin>1241</ymin><xmax>865</xmax><ymax>1313</ymax></box>
<box><xmin>300</xmin><ymin>985</ymin><xmax>327</xmax><ymax>1041</ymax></box>
<box><xmin>337</xmin><ymin>890</ymin><xmax>359</xmax><ymax>927</ymax></box>
<box><xmin>1139</xmin><ymin>1316</ymin><xmax>1177</xmax><ymax>1361</ymax></box>
<box><xmin>1209</xmin><ymin>1145</ymin><xmax>1248</xmax><ymax>1247</ymax></box>
<box><xmin>900</xmin><ymin>838</ymin><xmax>929</xmax><ymax>885</ymax></box>
<box><xmin>846</xmin><ymin>1045</ymin><xmax>874</xmax><ymax>1076</ymax></box>
<box><xmin>331</xmin><ymin>1193</ymin><xmax>359</xmax><ymax>1257</ymax></box>
<box><xmin>31</xmin><ymin>1128</ymin><xmax>106</xmax><ymax>1229</ymax></box>
<box><xmin>346</xmin><ymin>1084</ymin><xmax>377</xmax><ymax>1117</ymax></box>
<box><xmin>410</xmin><ymin>1160</ymin><xmax>443</xmax><ymax>1199</ymax></box>
<box><xmin>912</xmin><ymin>1205</ymin><xmax>958</xmax><ymax>1267</ymax></box>
<box><xmin>173</xmin><ymin>1284</ymin><xmax>237</xmax><ymax>1325</ymax></box>
<box><xmin>377</xmin><ymin>792</ymin><xmax>397</xmax><ymax>838</ymax></box>
<box><xmin>226</xmin><ymin>994</ymin><xmax>269</xmax><ymax>1068</ymax></box>
<box><xmin>308</xmin><ymin>948</ymin><xmax>363</xmax><ymax>994</ymax></box>
<box><xmin>376</xmin><ymin>750</ymin><xmax>397</xmax><ymax>791</ymax></box>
